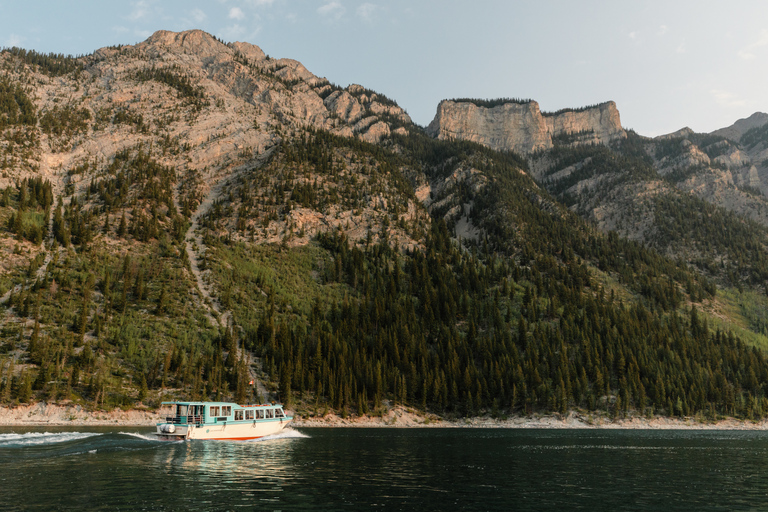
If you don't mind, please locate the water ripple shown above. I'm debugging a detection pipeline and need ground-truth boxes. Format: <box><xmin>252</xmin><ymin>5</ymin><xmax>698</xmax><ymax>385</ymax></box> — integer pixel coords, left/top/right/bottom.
<box><xmin>1</xmin><ymin>427</ymin><xmax>768</xmax><ymax>511</ymax></box>
<box><xmin>0</xmin><ymin>431</ymin><xmax>102</xmax><ymax>448</ymax></box>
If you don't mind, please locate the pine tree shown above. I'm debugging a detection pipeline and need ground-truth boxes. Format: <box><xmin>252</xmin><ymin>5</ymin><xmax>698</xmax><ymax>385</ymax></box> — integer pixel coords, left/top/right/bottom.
<box><xmin>117</xmin><ymin>211</ymin><xmax>127</xmax><ymax>237</ymax></box>
<box><xmin>279</xmin><ymin>361</ymin><xmax>292</xmax><ymax>408</ymax></box>
<box><xmin>138</xmin><ymin>374</ymin><xmax>148</xmax><ymax>403</ymax></box>
<box><xmin>156</xmin><ymin>285</ymin><xmax>167</xmax><ymax>315</ymax></box>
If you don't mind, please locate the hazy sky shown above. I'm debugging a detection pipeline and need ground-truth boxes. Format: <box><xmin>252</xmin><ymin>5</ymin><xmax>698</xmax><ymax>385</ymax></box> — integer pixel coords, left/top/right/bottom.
<box><xmin>1</xmin><ymin>0</ymin><xmax>766</xmax><ymax>136</ymax></box>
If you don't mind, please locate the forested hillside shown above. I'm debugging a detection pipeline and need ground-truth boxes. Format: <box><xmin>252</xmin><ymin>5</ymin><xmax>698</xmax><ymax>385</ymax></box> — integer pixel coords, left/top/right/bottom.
<box><xmin>1</xmin><ymin>30</ymin><xmax>768</xmax><ymax>422</ymax></box>
<box><xmin>530</xmin><ymin>135</ymin><xmax>768</xmax><ymax>290</ymax></box>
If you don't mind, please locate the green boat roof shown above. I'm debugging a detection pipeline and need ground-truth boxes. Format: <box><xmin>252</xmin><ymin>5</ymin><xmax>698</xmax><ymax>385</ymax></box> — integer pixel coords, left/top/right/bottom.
<box><xmin>161</xmin><ymin>401</ymin><xmax>284</xmax><ymax>407</ymax></box>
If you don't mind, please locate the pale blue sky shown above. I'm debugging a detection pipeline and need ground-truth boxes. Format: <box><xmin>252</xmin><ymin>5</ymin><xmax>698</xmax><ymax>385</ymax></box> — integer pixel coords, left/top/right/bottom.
<box><xmin>1</xmin><ymin>0</ymin><xmax>767</xmax><ymax>136</ymax></box>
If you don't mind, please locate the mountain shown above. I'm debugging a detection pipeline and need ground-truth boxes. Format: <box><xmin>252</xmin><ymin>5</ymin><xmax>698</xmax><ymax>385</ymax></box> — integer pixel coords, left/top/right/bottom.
<box><xmin>429</xmin><ymin>98</ymin><xmax>768</xmax><ymax>286</ymax></box>
<box><xmin>426</xmin><ymin>98</ymin><xmax>626</xmax><ymax>154</ymax></box>
<box><xmin>1</xmin><ymin>30</ymin><xmax>767</xmax><ymax>423</ymax></box>
<box><xmin>711</xmin><ymin>112</ymin><xmax>768</xmax><ymax>143</ymax></box>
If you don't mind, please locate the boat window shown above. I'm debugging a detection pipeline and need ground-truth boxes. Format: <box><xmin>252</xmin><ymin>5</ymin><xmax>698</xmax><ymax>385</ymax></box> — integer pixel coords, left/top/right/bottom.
<box><xmin>275</xmin><ymin>409</ymin><xmax>285</xmax><ymax>418</ymax></box>
<box><xmin>246</xmin><ymin>410</ymin><xmax>254</xmax><ymax>420</ymax></box>
<box><xmin>266</xmin><ymin>409</ymin><xmax>274</xmax><ymax>419</ymax></box>
<box><xmin>235</xmin><ymin>410</ymin><xmax>244</xmax><ymax>421</ymax></box>
<box><xmin>177</xmin><ymin>405</ymin><xmax>188</xmax><ymax>416</ymax></box>
<box><xmin>210</xmin><ymin>406</ymin><xmax>220</xmax><ymax>417</ymax></box>
<box><xmin>255</xmin><ymin>410</ymin><xmax>264</xmax><ymax>419</ymax></box>
<box><xmin>222</xmin><ymin>406</ymin><xmax>232</xmax><ymax>417</ymax></box>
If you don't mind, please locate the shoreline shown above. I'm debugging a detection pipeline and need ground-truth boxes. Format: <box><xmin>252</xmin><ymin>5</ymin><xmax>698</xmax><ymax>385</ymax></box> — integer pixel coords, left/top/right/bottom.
<box><xmin>1</xmin><ymin>402</ymin><xmax>767</xmax><ymax>430</ymax></box>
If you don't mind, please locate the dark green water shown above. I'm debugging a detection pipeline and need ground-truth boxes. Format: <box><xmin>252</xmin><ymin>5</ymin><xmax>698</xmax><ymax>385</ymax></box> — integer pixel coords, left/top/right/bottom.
<box><xmin>1</xmin><ymin>427</ymin><xmax>768</xmax><ymax>511</ymax></box>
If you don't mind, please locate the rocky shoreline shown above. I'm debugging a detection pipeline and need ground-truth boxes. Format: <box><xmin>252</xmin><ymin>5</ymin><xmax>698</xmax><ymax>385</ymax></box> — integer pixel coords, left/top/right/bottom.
<box><xmin>1</xmin><ymin>402</ymin><xmax>767</xmax><ymax>430</ymax></box>
<box><xmin>0</xmin><ymin>403</ymin><xmax>162</xmax><ymax>427</ymax></box>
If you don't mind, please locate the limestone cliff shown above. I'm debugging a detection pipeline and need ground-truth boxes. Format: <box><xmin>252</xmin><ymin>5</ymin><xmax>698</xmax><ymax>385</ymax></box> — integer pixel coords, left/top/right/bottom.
<box><xmin>426</xmin><ymin>99</ymin><xmax>626</xmax><ymax>154</ymax></box>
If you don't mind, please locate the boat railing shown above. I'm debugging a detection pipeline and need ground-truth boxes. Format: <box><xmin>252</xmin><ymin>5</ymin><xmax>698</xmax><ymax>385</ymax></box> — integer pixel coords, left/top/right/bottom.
<box><xmin>165</xmin><ymin>415</ymin><xmax>204</xmax><ymax>425</ymax></box>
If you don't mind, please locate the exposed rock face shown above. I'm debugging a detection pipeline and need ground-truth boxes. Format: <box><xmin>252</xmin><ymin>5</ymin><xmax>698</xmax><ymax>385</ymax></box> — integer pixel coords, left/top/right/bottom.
<box><xmin>711</xmin><ymin>112</ymin><xmax>768</xmax><ymax>143</ymax></box>
<box><xmin>654</xmin><ymin>127</ymin><xmax>695</xmax><ymax>141</ymax></box>
<box><xmin>648</xmin><ymin>118</ymin><xmax>768</xmax><ymax>224</ymax></box>
<box><xmin>426</xmin><ymin>99</ymin><xmax>626</xmax><ymax>154</ymax></box>
<box><xmin>0</xmin><ymin>28</ymin><xmax>425</xmax><ymax>268</ymax></box>
<box><xmin>324</xmin><ymin>90</ymin><xmax>365</xmax><ymax>124</ymax></box>
<box><xmin>528</xmin><ymin>106</ymin><xmax>768</xmax><ymax>257</ymax></box>
<box><xmin>138</xmin><ymin>30</ymin><xmax>410</xmax><ymax>146</ymax></box>
<box><xmin>0</xmin><ymin>29</ymin><xmax>414</xmax><ymax>194</ymax></box>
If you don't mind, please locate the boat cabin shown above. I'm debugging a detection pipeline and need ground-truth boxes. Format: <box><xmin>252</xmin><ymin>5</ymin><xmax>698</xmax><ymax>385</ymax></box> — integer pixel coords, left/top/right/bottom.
<box><xmin>163</xmin><ymin>401</ymin><xmax>287</xmax><ymax>426</ymax></box>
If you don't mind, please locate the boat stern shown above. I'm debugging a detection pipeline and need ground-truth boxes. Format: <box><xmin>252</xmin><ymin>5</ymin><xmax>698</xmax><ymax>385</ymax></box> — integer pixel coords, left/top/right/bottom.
<box><xmin>156</xmin><ymin>422</ymin><xmax>189</xmax><ymax>440</ymax></box>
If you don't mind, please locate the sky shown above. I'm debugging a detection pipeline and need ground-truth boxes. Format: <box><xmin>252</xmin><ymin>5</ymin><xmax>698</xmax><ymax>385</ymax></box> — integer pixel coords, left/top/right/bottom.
<box><xmin>1</xmin><ymin>0</ymin><xmax>767</xmax><ymax>136</ymax></box>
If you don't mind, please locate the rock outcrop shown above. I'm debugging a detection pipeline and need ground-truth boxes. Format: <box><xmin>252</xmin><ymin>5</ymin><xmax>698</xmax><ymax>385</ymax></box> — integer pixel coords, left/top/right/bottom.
<box><xmin>648</xmin><ymin>113</ymin><xmax>768</xmax><ymax>221</ymax></box>
<box><xmin>0</xmin><ymin>29</ymin><xmax>415</xmax><ymax>193</ymax></box>
<box><xmin>0</xmin><ymin>28</ymin><xmax>428</xmax><ymax>271</ymax></box>
<box><xmin>426</xmin><ymin>99</ymin><xmax>626</xmax><ymax>154</ymax></box>
<box><xmin>711</xmin><ymin>112</ymin><xmax>768</xmax><ymax>143</ymax></box>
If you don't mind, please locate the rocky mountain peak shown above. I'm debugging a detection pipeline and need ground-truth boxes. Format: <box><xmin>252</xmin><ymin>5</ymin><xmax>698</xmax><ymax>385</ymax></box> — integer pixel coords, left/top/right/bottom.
<box><xmin>139</xmin><ymin>29</ymin><xmax>238</xmax><ymax>63</ymax></box>
<box><xmin>711</xmin><ymin>112</ymin><xmax>768</xmax><ymax>143</ymax></box>
<box><xmin>654</xmin><ymin>127</ymin><xmax>695</xmax><ymax>141</ymax></box>
<box><xmin>0</xmin><ymin>28</ymin><xmax>418</xmax><ymax>258</ymax></box>
<box><xmin>108</xmin><ymin>30</ymin><xmax>407</xmax><ymax>144</ymax></box>
<box><xmin>426</xmin><ymin>98</ymin><xmax>625</xmax><ymax>154</ymax></box>
<box><xmin>146</xmin><ymin>29</ymin><xmax>220</xmax><ymax>49</ymax></box>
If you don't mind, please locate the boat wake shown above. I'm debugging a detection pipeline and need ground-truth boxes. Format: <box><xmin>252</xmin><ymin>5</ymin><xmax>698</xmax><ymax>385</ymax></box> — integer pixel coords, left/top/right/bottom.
<box><xmin>0</xmin><ymin>431</ymin><xmax>102</xmax><ymax>448</ymax></box>
<box><xmin>118</xmin><ymin>431</ymin><xmax>172</xmax><ymax>442</ymax></box>
<box><xmin>243</xmin><ymin>428</ymin><xmax>309</xmax><ymax>442</ymax></box>
<box><xmin>0</xmin><ymin>431</ymin><xmax>177</xmax><ymax>461</ymax></box>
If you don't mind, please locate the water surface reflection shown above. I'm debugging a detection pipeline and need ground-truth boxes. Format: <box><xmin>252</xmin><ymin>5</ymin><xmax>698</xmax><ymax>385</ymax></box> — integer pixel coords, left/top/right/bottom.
<box><xmin>2</xmin><ymin>427</ymin><xmax>768</xmax><ymax>511</ymax></box>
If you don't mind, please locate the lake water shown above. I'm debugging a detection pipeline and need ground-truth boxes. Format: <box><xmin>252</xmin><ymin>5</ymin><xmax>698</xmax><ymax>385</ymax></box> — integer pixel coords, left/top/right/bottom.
<box><xmin>1</xmin><ymin>427</ymin><xmax>768</xmax><ymax>511</ymax></box>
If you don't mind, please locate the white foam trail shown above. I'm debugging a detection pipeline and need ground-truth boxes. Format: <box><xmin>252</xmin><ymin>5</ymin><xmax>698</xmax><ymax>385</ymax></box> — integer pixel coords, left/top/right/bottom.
<box><xmin>245</xmin><ymin>428</ymin><xmax>310</xmax><ymax>442</ymax></box>
<box><xmin>118</xmin><ymin>431</ymin><xmax>168</xmax><ymax>442</ymax></box>
<box><xmin>0</xmin><ymin>432</ymin><xmax>102</xmax><ymax>447</ymax></box>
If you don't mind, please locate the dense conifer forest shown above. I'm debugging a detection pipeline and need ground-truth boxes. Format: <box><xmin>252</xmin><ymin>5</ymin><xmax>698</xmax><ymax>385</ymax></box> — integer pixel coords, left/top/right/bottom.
<box><xmin>189</xmin><ymin>130</ymin><xmax>767</xmax><ymax>420</ymax></box>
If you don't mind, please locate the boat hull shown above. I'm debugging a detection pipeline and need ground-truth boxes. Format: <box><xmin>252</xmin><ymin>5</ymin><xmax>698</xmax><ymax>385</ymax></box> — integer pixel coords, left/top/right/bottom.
<box><xmin>156</xmin><ymin>418</ymin><xmax>292</xmax><ymax>441</ymax></box>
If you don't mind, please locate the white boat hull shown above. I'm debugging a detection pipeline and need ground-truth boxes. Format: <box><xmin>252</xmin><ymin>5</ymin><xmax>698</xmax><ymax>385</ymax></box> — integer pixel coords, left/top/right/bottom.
<box><xmin>156</xmin><ymin>418</ymin><xmax>291</xmax><ymax>441</ymax></box>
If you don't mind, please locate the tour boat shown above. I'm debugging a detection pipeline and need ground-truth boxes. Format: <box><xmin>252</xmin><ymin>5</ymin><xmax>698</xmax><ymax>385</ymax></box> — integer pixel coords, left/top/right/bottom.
<box><xmin>156</xmin><ymin>401</ymin><xmax>292</xmax><ymax>440</ymax></box>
